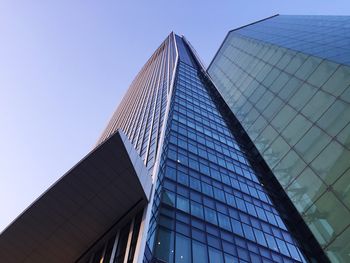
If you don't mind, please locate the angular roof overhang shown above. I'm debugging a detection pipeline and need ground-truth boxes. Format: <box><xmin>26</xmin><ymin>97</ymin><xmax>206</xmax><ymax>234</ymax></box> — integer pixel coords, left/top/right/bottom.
<box><xmin>0</xmin><ymin>130</ymin><xmax>152</xmax><ymax>263</ymax></box>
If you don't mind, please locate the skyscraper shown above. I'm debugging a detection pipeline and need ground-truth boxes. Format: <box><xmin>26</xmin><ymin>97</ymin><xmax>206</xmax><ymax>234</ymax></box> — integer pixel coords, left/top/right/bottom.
<box><xmin>208</xmin><ymin>15</ymin><xmax>350</xmax><ymax>263</ymax></box>
<box><xmin>142</xmin><ymin>35</ymin><xmax>324</xmax><ymax>263</ymax></box>
<box><xmin>0</xmin><ymin>15</ymin><xmax>347</xmax><ymax>263</ymax></box>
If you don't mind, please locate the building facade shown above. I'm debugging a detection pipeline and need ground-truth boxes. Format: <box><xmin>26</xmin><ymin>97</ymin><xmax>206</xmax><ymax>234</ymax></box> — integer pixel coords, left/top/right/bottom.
<box><xmin>208</xmin><ymin>15</ymin><xmax>350</xmax><ymax>263</ymax></box>
<box><xmin>75</xmin><ymin>32</ymin><xmax>326</xmax><ymax>262</ymax></box>
<box><xmin>0</xmin><ymin>15</ymin><xmax>348</xmax><ymax>263</ymax></box>
<box><xmin>143</xmin><ymin>35</ymin><xmax>321</xmax><ymax>263</ymax></box>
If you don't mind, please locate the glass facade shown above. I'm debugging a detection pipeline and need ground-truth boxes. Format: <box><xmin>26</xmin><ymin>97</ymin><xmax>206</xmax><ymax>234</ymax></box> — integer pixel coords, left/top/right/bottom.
<box><xmin>146</xmin><ymin>37</ymin><xmax>314</xmax><ymax>263</ymax></box>
<box><xmin>235</xmin><ymin>15</ymin><xmax>350</xmax><ymax>66</ymax></box>
<box><xmin>97</xmin><ymin>33</ymin><xmax>177</xmax><ymax>170</ymax></box>
<box><xmin>79</xmin><ymin>34</ymin><xmax>179</xmax><ymax>263</ymax></box>
<box><xmin>208</xmin><ymin>15</ymin><xmax>350</xmax><ymax>263</ymax></box>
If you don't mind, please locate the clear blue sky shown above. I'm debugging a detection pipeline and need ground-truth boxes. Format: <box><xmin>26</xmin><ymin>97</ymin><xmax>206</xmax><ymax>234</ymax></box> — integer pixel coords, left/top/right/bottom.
<box><xmin>0</xmin><ymin>0</ymin><xmax>349</xmax><ymax>232</ymax></box>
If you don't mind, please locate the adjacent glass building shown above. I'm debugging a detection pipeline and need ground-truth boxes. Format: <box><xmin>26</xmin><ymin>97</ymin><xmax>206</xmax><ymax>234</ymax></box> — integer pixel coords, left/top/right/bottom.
<box><xmin>1</xmin><ymin>15</ymin><xmax>348</xmax><ymax>263</ymax></box>
<box><xmin>208</xmin><ymin>15</ymin><xmax>350</xmax><ymax>263</ymax></box>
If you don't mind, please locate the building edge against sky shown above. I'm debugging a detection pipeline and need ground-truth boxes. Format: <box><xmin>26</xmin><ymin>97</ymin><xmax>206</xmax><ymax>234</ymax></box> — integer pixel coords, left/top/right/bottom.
<box><xmin>208</xmin><ymin>14</ymin><xmax>350</xmax><ymax>263</ymax></box>
<box><xmin>0</xmin><ymin>15</ymin><xmax>348</xmax><ymax>263</ymax></box>
<box><xmin>0</xmin><ymin>33</ymin><xmax>178</xmax><ymax>263</ymax></box>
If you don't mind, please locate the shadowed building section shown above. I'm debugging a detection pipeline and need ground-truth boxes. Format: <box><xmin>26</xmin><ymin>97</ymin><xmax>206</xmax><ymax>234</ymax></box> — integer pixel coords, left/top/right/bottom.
<box><xmin>0</xmin><ymin>131</ymin><xmax>151</xmax><ymax>263</ymax></box>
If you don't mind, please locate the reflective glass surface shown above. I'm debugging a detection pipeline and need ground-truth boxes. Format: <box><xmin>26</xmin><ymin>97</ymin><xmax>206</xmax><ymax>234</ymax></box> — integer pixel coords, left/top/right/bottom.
<box><xmin>147</xmin><ymin>37</ymin><xmax>309</xmax><ymax>262</ymax></box>
<box><xmin>209</xmin><ymin>17</ymin><xmax>350</xmax><ymax>262</ymax></box>
<box><xmin>236</xmin><ymin>15</ymin><xmax>350</xmax><ymax>66</ymax></box>
<box><xmin>97</xmin><ymin>34</ymin><xmax>177</xmax><ymax>170</ymax></box>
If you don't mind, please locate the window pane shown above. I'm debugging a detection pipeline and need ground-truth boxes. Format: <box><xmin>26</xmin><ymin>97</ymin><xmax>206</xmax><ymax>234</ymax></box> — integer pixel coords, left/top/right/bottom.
<box><xmin>254</xmin><ymin>228</ymin><xmax>267</xmax><ymax>246</ymax></box>
<box><xmin>204</xmin><ymin>207</ymin><xmax>218</xmax><ymax>225</ymax></box>
<box><xmin>256</xmin><ymin>125</ymin><xmax>278</xmax><ymax>153</ymax></box>
<box><xmin>248</xmin><ymin>115</ymin><xmax>268</xmax><ymax>139</ymax></box>
<box><xmin>278</xmin><ymin>77</ymin><xmax>302</xmax><ymax>101</ymax></box>
<box><xmin>177</xmin><ymin>171</ymin><xmax>189</xmax><ymax>186</ymax></box>
<box><xmin>333</xmin><ymin>169</ymin><xmax>350</xmax><ymax>209</ymax></box>
<box><xmin>218</xmin><ymin>213</ymin><xmax>231</xmax><ymax>231</ymax></box>
<box><xmin>294</xmin><ymin>126</ymin><xmax>331</xmax><ymax>163</ymax></box>
<box><xmin>294</xmin><ymin>56</ymin><xmax>322</xmax><ymax>80</ymax></box>
<box><xmin>301</xmin><ymin>90</ymin><xmax>335</xmax><ymax>122</ymax></box>
<box><xmin>269</xmin><ymin>72</ymin><xmax>289</xmax><ymax>94</ymax></box>
<box><xmin>265</xmin><ymin>233</ymin><xmax>279</xmax><ymax>252</ymax></box>
<box><xmin>242</xmin><ymin>224</ymin><xmax>255</xmax><ymax>242</ymax></box>
<box><xmin>175</xmin><ymin>234</ymin><xmax>191</xmax><ymax>262</ymax></box>
<box><xmin>317</xmin><ymin>100</ymin><xmax>350</xmax><ymax>137</ymax></box>
<box><xmin>305</xmin><ymin>191</ymin><xmax>350</xmax><ymax>246</ymax></box>
<box><xmin>208</xmin><ymin>247</ymin><xmax>224</xmax><ymax>263</ymax></box>
<box><xmin>192</xmin><ymin>241</ymin><xmax>208</xmax><ymax>263</ymax></box>
<box><xmin>272</xmin><ymin>150</ymin><xmax>306</xmax><ymax>187</ymax></box>
<box><xmin>264</xmin><ymin>136</ymin><xmax>291</xmax><ymax>168</ymax></box>
<box><xmin>311</xmin><ymin>140</ymin><xmax>350</xmax><ymax>184</ymax></box>
<box><xmin>214</xmin><ymin>187</ymin><xmax>226</xmax><ymax>202</ymax></box>
<box><xmin>286</xmin><ymin>167</ymin><xmax>326</xmax><ymax>213</ymax></box>
<box><xmin>166</xmin><ymin>166</ymin><xmax>176</xmax><ymax>180</ymax></box>
<box><xmin>281</xmin><ymin>115</ymin><xmax>312</xmax><ymax>146</ymax></box>
<box><xmin>325</xmin><ymin>226</ymin><xmax>350</xmax><ymax>263</ymax></box>
<box><xmin>307</xmin><ymin>60</ymin><xmax>338</xmax><ymax>87</ymax></box>
<box><xmin>276</xmin><ymin>238</ymin><xmax>290</xmax><ymax>257</ymax></box>
<box><xmin>262</xmin><ymin>96</ymin><xmax>283</xmax><ymax>121</ymax></box>
<box><xmin>202</xmin><ymin>182</ymin><xmax>214</xmax><ymax>197</ymax></box>
<box><xmin>271</xmin><ymin>105</ymin><xmax>297</xmax><ymax>132</ymax></box>
<box><xmin>231</xmin><ymin>218</ymin><xmax>243</xmax><ymax>236</ymax></box>
<box><xmin>154</xmin><ymin>228</ymin><xmax>174</xmax><ymax>263</ymax></box>
<box><xmin>322</xmin><ymin>65</ymin><xmax>350</xmax><ymax>96</ymax></box>
<box><xmin>284</xmin><ymin>52</ymin><xmax>308</xmax><ymax>75</ymax></box>
<box><xmin>162</xmin><ymin>191</ymin><xmax>176</xmax><ymax>207</ymax></box>
<box><xmin>191</xmin><ymin>201</ymin><xmax>204</xmax><ymax>219</ymax></box>
<box><xmin>176</xmin><ymin>195</ymin><xmax>189</xmax><ymax>213</ymax></box>
<box><xmin>337</xmin><ymin>122</ymin><xmax>350</xmax><ymax>149</ymax></box>
<box><xmin>224</xmin><ymin>253</ymin><xmax>239</xmax><ymax>263</ymax></box>
<box><xmin>289</xmin><ymin>83</ymin><xmax>317</xmax><ymax>111</ymax></box>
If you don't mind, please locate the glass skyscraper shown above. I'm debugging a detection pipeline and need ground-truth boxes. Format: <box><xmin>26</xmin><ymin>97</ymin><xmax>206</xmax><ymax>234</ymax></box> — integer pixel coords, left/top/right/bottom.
<box><xmin>208</xmin><ymin>15</ymin><xmax>350</xmax><ymax>263</ymax></box>
<box><xmin>144</xmin><ymin>35</ymin><xmax>321</xmax><ymax>263</ymax></box>
<box><xmin>0</xmin><ymin>15</ymin><xmax>348</xmax><ymax>263</ymax></box>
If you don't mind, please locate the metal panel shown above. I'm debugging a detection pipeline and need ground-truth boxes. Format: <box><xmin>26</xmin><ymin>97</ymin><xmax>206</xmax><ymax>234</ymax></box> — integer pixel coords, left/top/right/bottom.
<box><xmin>0</xmin><ymin>130</ymin><xmax>151</xmax><ymax>263</ymax></box>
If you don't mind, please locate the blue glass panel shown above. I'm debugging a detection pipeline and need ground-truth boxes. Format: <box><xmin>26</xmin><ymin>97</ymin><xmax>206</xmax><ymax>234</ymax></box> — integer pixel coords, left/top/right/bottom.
<box><xmin>148</xmin><ymin>37</ymin><xmax>307</xmax><ymax>262</ymax></box>
<box><xmin>208</xmin><ymin>247</ymin><xmax>224</xmax><ymax>263</ymax></box>
<box><xmin>204</xmin><ymin>207</ymin><xmax>218</xmax><ymax>225</ymax></box>
<box><xmin>218</xmin><ymin>213</ymin><xmax>232</xmax><ymax>231</ymax></box>
<box><xmin>191</xmin><ymin>201</ymin><xmax>204</xmax><ymax>219</ymax></box>
<box><xmin>175</xmin><ymin>234</ymin><xmax>191</xmax><ymax>262</ymax></box>
<box><xmin>192</xmin><ymin>241</ymin><xmax>208</xmax><ymax>263</ymax></box>
<box><xmin>236</xmin><ymin>15</ymin><xmax>350</xmax><ymax>65</ymax></box>
<box><xmin>254</xmin><ymin>228</ymin><xmax>267</xmax><ymax>247</ymax></box>
<box><xmin>176</xmin><ymin>195</ymin><xmax>189</xmax><ymax>213</ymax></box>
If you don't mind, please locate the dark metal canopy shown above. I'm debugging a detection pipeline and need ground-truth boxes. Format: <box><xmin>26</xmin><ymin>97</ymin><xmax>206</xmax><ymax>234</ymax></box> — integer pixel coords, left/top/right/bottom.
<box><xmin>0</xmin><ymin>131</ymin><xmax>151</xmax><ymax>263</ymax></box>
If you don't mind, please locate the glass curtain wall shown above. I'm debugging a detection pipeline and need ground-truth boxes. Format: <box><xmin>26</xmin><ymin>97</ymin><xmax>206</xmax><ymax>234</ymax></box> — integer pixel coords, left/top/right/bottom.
<box><xmin>146</xmin><ymin>37</ymin><xmax>310</xmax><ymax>263</ymax></box>
<box><xmin>208</xmin><ymin>15</ymin><xmax>350</xmax><ymax>263</ymax></box>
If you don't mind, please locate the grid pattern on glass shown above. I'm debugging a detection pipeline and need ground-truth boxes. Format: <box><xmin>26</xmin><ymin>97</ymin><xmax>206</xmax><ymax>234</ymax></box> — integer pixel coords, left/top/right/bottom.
<box><xmin>208</xmin><ymin>30</ymin><xmax>350</xmax><ymax>263</ymax></box>
<box><xmin>146</xmin><ymin>60</ymin><xmax>308</xmax><ymax>263</ymax></box>
<box><xmin>96</xmin><ymin>33</ymin><xmax>177</xmax><ymax>169</ymax></box>
<box><xmin>235</xmin><ymin>15</ymin><xmax>350</xmax><ymax>66</ymax></box>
